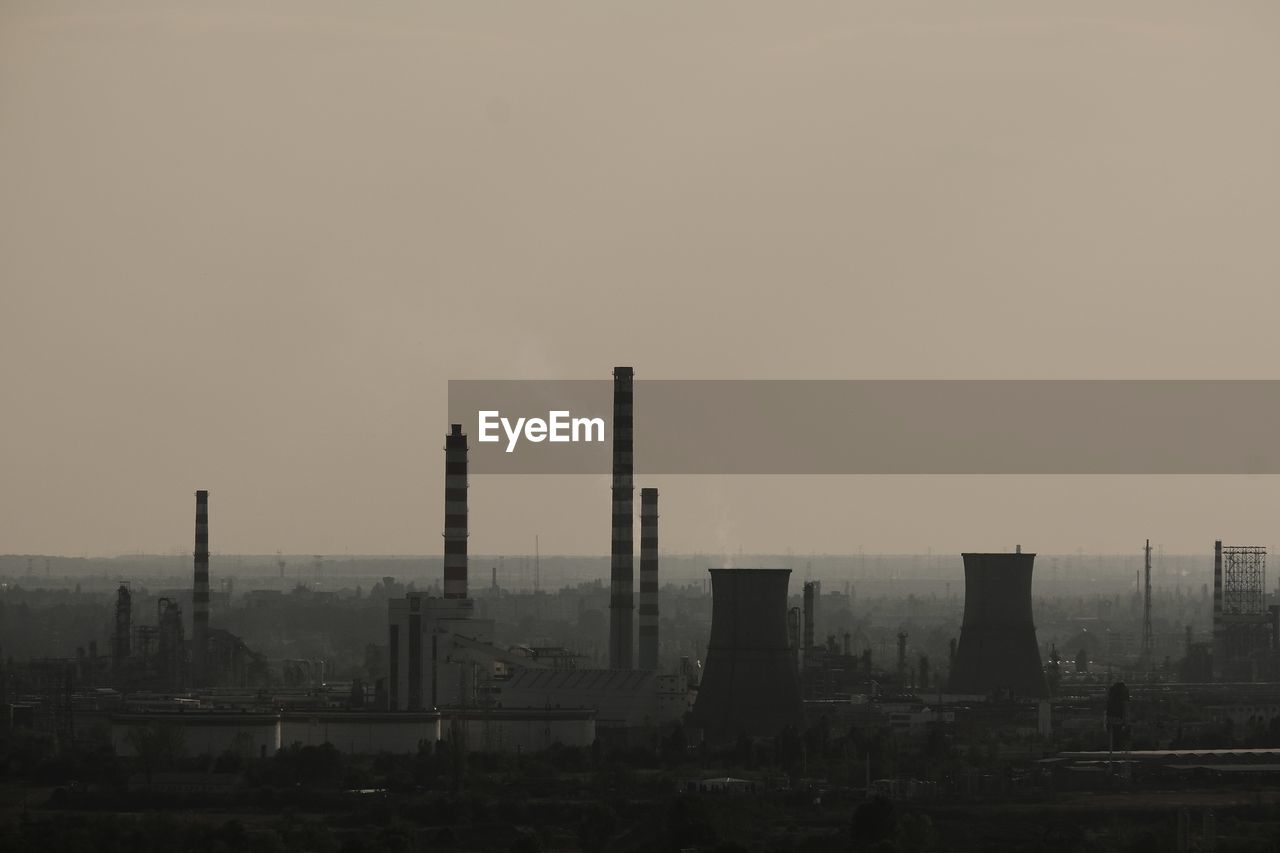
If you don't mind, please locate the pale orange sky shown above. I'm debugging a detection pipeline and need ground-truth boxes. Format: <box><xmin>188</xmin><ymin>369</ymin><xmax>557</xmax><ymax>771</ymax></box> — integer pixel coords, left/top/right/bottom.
<box><xmin>2</xmin><ymin>2</ymin><xmax>1279</xmax><ymax>558</ymax></box>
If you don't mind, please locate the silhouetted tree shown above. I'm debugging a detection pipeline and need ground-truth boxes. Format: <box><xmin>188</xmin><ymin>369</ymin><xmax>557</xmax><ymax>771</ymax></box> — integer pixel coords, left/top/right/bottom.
<box><xmin>734</xmin><ymin>732</ymin><xmax>754</xmax><ymax>769</ymax></box>
<box><xmin>662</xmin><ymin>722</ymin><xmax>688</xmax><ymax>763</ymax></box>
<box><xmin>125</xmin><ymin>723</ymin><xmax>185</xmax><ymax>784</ymax></box>
<box><xmin>851</xmin><ymin>796</ymin><xmax>896</xmax><ymax>850</ymax></box>
<box><xmin>509</xmin><ymin>833</ymin><xmax>542</xmax><ymax>853</ymax></box>
<box><xmin>777</xmin><ymin>725</ymin><xmax>803</xmax><ymax>773</ymax></box>
<box><xmin>665</xmin><ymin>797</ymin><xmax>718</xmax><ymax>852</ymax></box>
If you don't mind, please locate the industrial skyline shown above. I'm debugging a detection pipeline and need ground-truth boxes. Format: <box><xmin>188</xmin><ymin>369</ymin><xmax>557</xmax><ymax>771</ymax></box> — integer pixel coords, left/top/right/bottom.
<box><xmin>6</xmin><ymin>361</ymin><xmax>1280</xmax><ymax>852</ymax></box>
<box><xmin>4</xmin><ymin>3</ymin><xmax>1279</xmax><ymax>849</ymax></box>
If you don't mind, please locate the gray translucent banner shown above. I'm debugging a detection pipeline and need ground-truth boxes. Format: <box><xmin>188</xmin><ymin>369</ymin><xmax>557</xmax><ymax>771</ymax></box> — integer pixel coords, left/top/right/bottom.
<box><xmin>448</xmin><ymin>380</ymin><xmax>1280</xmax><ymax>474</ymax></box>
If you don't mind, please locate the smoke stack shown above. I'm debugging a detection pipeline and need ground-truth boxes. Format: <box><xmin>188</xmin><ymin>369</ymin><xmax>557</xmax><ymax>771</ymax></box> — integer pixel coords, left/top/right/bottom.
<box><xmin>638</xmin><ymin>488</ymin><xmax>659</xmax><ymax>670</ymax></box>
<box><xmin>444</xmin><ymin>424</ymin><xmax>468</xmax><ymax>599</ymax></box>
<box><xmin>897</xmin><ymin>631</ymin><xmax>908</xmax><ymax>684</ymax></box>
<box><xmin>802</xmin><ymin>581</ymin><xmax>816</xmax><ymax>652</ymax></box>
<box><xmin>1212</xmin><ymin>539</ymin><xmax>1223</xmax><ymax>678</ymax></box>
<box><xmin>691</xmin><ymin>568</ymin><xmax>804</xmax><ymax>742</ymax></box>
<box><xmin>948</xmin><ymin>552</ymin><xmax>1048</xmax><ymax>698</ymax></box>
<box><xmin>192</xmin><ymin>489</ymin><xmax>209</xmax><ymax>686</ymax></box>
<box><xmin>609</xmin><ymin>366</ymin><xmax>634</xmax><ymax>669</ymax></box>
<box><xmin>114</xmin><ymin>584</ymin><xmax>131</xmax><ymax>669</ymax></box>
<box><xmin>788</xmin><ymin>607</ymin><xmax>801</xmax><ymax>668</ymax></box>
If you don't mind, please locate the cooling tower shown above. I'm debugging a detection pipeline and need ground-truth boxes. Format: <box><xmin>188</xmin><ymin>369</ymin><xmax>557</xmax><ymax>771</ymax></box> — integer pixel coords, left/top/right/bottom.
<box><xmin>444</xmin><ymin>424</ymin><xmax>468</xmax><ymax>599</ymax></box>
<box><xmin>692</xmin><ymin>568</ymin><xmax>804</xmax><ymax>742</ymax></box>
<box><xmin>609</xmin><ymin>366</ymin><xmax>634</xmax><ymax>669</ymax></box>
<box><xmin>948</xmin><ymin>552</ymin><xmax>1048</xmax><ymax>698</ymax></box>
<box><xmin>192</xmin><ymin>489</ymin><xmax>209</xmax><ymax>686</ymax></box>
<box><xmin>638</xmin><ymin>488</ymin><xmax>659</xmax><ymax>670</ymax></box>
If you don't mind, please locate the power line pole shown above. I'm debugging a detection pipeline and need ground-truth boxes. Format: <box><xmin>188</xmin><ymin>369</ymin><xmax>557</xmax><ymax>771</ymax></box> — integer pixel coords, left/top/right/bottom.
<box><xmin>1141</xmin><ymin>539</ymin><xmax>1153</xmax><ymax>665</ymax></box>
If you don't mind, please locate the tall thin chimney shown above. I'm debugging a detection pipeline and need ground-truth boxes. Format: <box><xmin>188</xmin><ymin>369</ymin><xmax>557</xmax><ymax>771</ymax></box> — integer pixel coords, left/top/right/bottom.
<box><xmin>803</xmin><ymin>581</ymin><xmax>816</xmax><ymax>653</ymax></box>
<box><xmin>638</xmin><ymin>487</ymin><xmax>659</xmax><ymax>670</ymax></box>
<box><xmin>609</xmin><ymin>366</ymin><xmax>635</xmax><ymax>669</ymax></box>
<box><xmin>444</xmin><ymin>424</ymin><xmax>468</xmax><ymax>599</ymax></box>
<box><xmin>1212</xmin><ymin>539</ymin><xmax>1223</xmax><ymax>679</ymax></box>
<box><xmin>897</xmin><ymin>631</ymin><xmax>908</xmax><ymax>684</ymax></box>
<box><xmin>114</xmin><ymin>583</ymin><xmax>132</xmax><ymax>670</ymax></box>
<box><xmin>192</xmin><ymin>489</ymin><xmax>209</xmax><ymax>686</ymax></box>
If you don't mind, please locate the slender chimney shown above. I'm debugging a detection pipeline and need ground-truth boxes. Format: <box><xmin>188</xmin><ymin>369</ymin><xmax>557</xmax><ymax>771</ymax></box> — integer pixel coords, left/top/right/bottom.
<box><xmin>802</xmin><ymin>581</ymin><xmax>816</xmax><ymax>652</ymax></box>
<box><xmin>444</xmin><ymin>424</ymin><xmax>468</xmax><ymax>599</ymax></box>
<box><xmin>1212</xmin><ymin>539</ymin><xmax>1223</xmax><ymax>679</ymax></box>
<box><xmin>192</xmin><ymin>489</ymin><xmax>209</xmax><ymax>686</ymax></box>
<box><xmin>897</xmin><ymin>631</ymin><xmax>908</xmax><ymax>684</ymax></box>
<box><xmin>114</xmin><ymin>584</ymin><xmax>132</xmax><ymax>668</ymax></box>
<box><xmin>638</xmin><ymin>487</ymin><xmax>659</xmax><ymax>670</ymax></box>
<box><xmin>609</xmin><ymin>366</ymin><xmax>635</xmax><ymax>669</ymax></box>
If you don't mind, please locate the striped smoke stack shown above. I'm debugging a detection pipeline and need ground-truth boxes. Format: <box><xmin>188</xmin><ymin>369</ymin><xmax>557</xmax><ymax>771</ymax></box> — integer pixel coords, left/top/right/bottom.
<box><xmin>609</xmin><ymin>366</ymin><xmax>635</xmax><ymax>669</ymax></box>
<box><xmin>638</xmin><ymin>487</ymin><xmax>659</xmax><ymax>670</ymax></box>
<box><xmin>444</xmin><ymin>424</ymin><xmax>468</xmax><ymax>599</ymax></box>
<box><xmin>192</xmin><ymin>489</ymin><xmax>209</xmax><ymax>686</ymax></box>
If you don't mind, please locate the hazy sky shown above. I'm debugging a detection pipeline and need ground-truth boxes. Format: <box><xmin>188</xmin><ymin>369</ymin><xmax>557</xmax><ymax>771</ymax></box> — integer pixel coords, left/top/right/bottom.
<box><xmin>3</xmin><ymin>2</ymin><xmax>1279</xmax><ymax>558</ymax></box>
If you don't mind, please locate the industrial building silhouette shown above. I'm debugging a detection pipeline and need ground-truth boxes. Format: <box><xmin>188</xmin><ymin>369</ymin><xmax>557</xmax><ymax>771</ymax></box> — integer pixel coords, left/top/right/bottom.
<box><xmin>948</xmin><ymin>551</ymin><xmax>1048</xmax><ymax>698</ymax></box>
<box><xmin>692</xmin><ymin>568</ymin><xmax>805</xmax><ymax>742</ymax></box>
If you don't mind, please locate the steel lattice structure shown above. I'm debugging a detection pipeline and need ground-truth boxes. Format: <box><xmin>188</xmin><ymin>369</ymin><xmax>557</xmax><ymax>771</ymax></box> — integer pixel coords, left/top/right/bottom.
<box><xmin>1222</xmin><ymin>546</ymin><xmax>1267</xmax><ymax>615</ymax></box>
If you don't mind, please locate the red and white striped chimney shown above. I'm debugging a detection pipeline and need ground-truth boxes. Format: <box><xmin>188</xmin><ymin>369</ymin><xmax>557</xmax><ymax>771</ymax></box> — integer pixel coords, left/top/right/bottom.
<box><xmin>444</xmin><ymin>424</ymin><xmax>468</xmax><ymax>599</ymax></box>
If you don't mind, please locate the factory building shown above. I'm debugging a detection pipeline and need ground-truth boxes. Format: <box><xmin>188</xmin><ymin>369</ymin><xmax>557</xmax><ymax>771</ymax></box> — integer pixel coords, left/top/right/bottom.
<box><xmin>105</xmin><ymin>490</ymin><xmax>265</xmax><ymax>692</ymax></box>
<box><xmin>387</xmin><ymin>594</ymin><xmax>495</xmax><ymax>710</ymax></box>
<box><xmin>386</xmin><ymin>424</ymin><xmax>501</xmax><ymax>710</ymax></box>
<box><xmin>282</xmin><ymin>711</ymin><xmax>439</xmax><ymax>753</ymax></box>
<box><xmin>499</xmin><ymin>668</ymin><xmax>688</xmax><ymax>729</ymax></box>
<box><xmin>110</xmin><ymin>712</ymin><xmax>281</xmax><ymax>760</ymax></box>
<box><xmin>107</xmin><ymin>708</ymin><xmax>594</xmax><ymax>756</ymax></box>
<box><xmin>441</xmin><ymin>708</ymin><xmax>596</xmax><ymax>752</ymax></box>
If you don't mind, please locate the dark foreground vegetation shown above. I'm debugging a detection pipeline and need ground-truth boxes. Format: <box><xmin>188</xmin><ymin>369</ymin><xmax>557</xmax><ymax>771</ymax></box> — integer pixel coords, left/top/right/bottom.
<box><xmin>6</xmin><ymin>724</ymin><xmax>1280</xmax><ymax>852</ymax></box>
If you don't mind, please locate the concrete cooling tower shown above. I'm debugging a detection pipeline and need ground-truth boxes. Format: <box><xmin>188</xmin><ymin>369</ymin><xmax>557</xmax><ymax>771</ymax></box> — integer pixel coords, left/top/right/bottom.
<box><xmin>692</xmin><ymin>568</ymin><xmax>804</xmax><ymax>742</ymax></box>
<box><xmin>948</xmin><ymin>552</ymin><xmax>1048</xmax><ymax>698</ymax></box>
